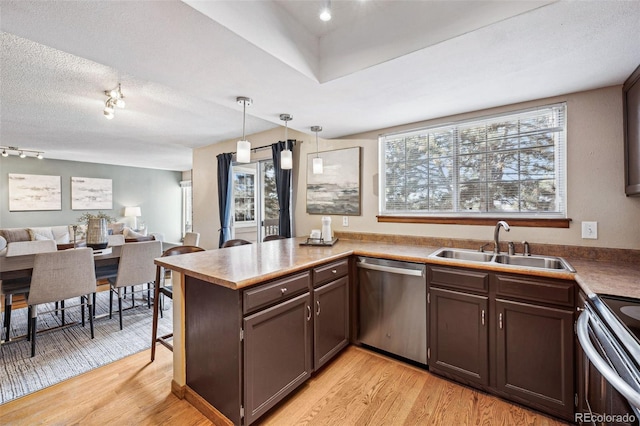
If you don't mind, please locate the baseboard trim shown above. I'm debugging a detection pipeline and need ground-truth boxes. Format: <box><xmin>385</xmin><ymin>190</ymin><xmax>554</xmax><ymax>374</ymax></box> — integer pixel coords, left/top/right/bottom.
<box><xmin>171</xmin><ymin>380</ymin><xmax>185</xmax><ymax>399</ymax></box>
<box><xmin>183</xmin><ymin>385</ymin><xmax>233</xmax><ymax>426</ymax></box>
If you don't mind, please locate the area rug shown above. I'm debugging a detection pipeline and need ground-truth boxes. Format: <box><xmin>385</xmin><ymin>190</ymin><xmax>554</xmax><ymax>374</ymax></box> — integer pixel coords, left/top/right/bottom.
<box><xmin>0</xmin><ymin>289</ymin><xmax>172</xmax><ymax>404</ymax></box>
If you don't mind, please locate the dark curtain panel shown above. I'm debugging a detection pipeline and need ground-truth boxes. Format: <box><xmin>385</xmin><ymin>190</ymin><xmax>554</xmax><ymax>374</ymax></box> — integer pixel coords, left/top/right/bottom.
<box><xmin>271</xmin><ymin>140</ymin><xmax>294</xmax><ymax>238</ymax></box>
<box><xmin>217</xmin><ymin>152</ymin><xmax>233</xmax><ymax>248</ymax></box>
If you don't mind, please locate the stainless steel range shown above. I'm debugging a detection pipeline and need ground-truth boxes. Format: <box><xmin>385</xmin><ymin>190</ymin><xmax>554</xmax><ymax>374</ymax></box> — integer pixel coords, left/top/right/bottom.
<box><xmin>577</xmin><ymin>294</ymin><xmax>640</xmax><ymax>425</ymax></box>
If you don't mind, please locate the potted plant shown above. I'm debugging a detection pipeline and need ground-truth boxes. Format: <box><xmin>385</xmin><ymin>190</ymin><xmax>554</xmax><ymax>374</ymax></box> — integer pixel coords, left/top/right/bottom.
<box><xmin>77</xmin><ymin>211</ymin><xmax>116</xmax><ymax>250</ymax></box>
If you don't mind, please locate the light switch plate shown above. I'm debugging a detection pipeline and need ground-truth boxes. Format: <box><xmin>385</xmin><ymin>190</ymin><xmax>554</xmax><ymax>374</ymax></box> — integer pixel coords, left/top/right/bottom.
<box><xmin>581</xmin><ymin>221</ymin><xmax>598</xmax><ymax>239</ymax></box>
<box><xmin>342</xmin><ymin>216</ymin><xmax>349</xmax><ymax>227</ymax></box>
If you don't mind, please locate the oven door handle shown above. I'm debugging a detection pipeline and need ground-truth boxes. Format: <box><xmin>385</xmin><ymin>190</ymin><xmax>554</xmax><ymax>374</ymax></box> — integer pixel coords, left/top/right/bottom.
<box><xmin>577</xmin><ymin>310</ymin><xmax>640</xmax><ymax>409</ymax></box>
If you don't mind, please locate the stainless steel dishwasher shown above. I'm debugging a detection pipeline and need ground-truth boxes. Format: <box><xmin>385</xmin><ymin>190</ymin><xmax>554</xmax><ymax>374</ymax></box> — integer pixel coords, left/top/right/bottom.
<box><xmin>356</xmin><ymin>257</ymin><xmax>427</xmax><ymax>364</ymax></box>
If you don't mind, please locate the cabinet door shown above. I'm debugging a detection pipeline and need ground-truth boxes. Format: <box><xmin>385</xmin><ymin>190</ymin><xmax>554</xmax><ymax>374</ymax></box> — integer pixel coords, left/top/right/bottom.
<box><xmin>495</xmin><ymin>299</ymin><xmax>574</xmax><ymax>419</ymax></box>
<box><xmin>314</xmin><ymin>276</ymin><xmax>349</xmax><ymax>370</ymax></box>
<box><xmin>429</xmin><ymin>287</ymin><xmax>489</xmax><ymax>386</ymax></box>
<box><xmin>624</xmin><ymin>65</ymin><xmax>640</xmax><ymax>195</ymax></box>
<box><xmin>243</xmin><ymin>292</ymin><xmax>312</xmax><ymax>425</ymax></box>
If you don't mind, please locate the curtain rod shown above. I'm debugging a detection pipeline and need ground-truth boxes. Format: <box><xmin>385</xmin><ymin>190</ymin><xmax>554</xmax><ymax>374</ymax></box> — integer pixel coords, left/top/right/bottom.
<box><xmin>229</xmin><ymin>139</ymin><xmax>300</xmax><ymax>155</ymax></box>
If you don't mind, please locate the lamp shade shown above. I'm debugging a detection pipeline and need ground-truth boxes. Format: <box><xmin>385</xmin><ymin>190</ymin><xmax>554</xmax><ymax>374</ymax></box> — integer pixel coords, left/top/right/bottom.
<box><xmin>281</xmin><ymin>149</ymin><xmax>293</xmax><ymax>170</ymax></box>
<box><xmin>124</xmin><ymin>206</ymin><xmax>141</xmax><ymax>217</ymax></box>
<box><xmin>313</xmin><ymin>157</ymin><xmax>324</xmax><ymax>174</ymax></box>
<box><xmin>236</xmin><ymin>140</ymin><xmax>251</xmax><ymax>163</ymax></box>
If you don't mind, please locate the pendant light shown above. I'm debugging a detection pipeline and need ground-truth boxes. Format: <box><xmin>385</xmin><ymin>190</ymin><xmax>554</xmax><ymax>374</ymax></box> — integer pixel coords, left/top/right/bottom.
<box><xmin>311</xmin><ymin>126</ymin><xmax>323</xmax><ymax>174</ymax></box>
<box><xmin>236</xmin><ymin>97</ymin><xmax>252</xmax><ymax>163</ymax></box>
<box><xmin>280</xmin><ymin>114</ymin><xmax>293</xmax><ymax>170</ymax></box>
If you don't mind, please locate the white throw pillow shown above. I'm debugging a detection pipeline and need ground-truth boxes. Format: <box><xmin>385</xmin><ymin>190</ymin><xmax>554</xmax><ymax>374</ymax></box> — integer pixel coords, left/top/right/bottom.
<box><xmin>124</xmin><ymin>228</ymin><xmax>147</xmax><ymax>239</ymax></box>
<box><xmin>28</xmin><ymin>227</ymin><xmax>54</xmax><ymax>241</ymax></box>
<box><xmin>0</xmin><ymin>235</ymin><xmax>6</xmax><ymax>251</ymax></box>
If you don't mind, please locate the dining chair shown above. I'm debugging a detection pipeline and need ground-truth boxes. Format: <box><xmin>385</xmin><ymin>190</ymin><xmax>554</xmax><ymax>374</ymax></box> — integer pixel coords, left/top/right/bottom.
<box><xmin>183</xmin><ymin>232</ymin><xmax>200</xmax><ymax>247</ymax></box>
<box><xmin>2</xmin><ymin>240</ymin><xmax>57</xmax><ymax>342</ymax></box>
<box><xmin>108</xmin><ymin>240</ymin><xmax>162</xmax><ymax>330</ymax></box>
<box><xmin>222</xmin><ymin>239</ymin><xmax>252</xmax><ymax>248</ymax></box>
<box><xmin>1</xmin><ymin>277</ymin><xmax>31</xmax><ymax>342</ymax></box>
<box><xmin>151</xmin><ymin>245</ymin><xmax>205</xmax><ymax>361</ymax></box>
<box><xmin>263</xmin><ymin>235</ymin><xmax>287</xmax><ymax>242</ymax></box>
<box><xmin>27</xmin><ymin>248</ymin><xmax>97</xmax><ymax>357</ymax></box>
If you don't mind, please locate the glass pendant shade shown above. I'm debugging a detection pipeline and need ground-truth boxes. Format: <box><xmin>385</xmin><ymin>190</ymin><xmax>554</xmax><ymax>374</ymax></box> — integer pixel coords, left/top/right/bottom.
<box><xmin>236</xmin><ymin>140</ymin><xmax>251</xmax><ymax>163</ymax></box>
<box><xmin>281</xmin><ymin>149</ymin><xmax>293</xmax><ymax>170</ymax></box>
<box><xmin>313</xmin><ymin>157</ymin><xmax>324</xmax><ymax>174</ymax></box>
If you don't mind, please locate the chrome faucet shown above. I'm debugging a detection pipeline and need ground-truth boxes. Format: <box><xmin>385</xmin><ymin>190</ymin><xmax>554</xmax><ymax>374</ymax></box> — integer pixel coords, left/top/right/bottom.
<box><xmin>494</xmin><ymin>221</ymin><xmax>510</xmax><ymax>254</ymax></box>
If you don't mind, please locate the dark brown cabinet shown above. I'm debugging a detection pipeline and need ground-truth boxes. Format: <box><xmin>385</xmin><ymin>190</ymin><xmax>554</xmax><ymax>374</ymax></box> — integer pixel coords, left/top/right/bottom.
<box><xmin>429</xmin><ymin>287</ymin><xmax>489</xmax><ymax>386</ymax></box>
<box><xmin>428</xmin><ymin>265</ymin><xmax>576</xmax><ymax>421</ymax></box>
<box><xmin>624</xmin><ymin>64</ymin><xmax>640</xmax><ymax>196</ymax></box>
<box><xmin>243</xmin><ymin>291</ymin><xmax>312</xmax><ymax>425</ymax></box>
<box><xmin>495</xmin><ymin>299</ymin><xmax>574</xmax><ymax>418</ymax></box>
<box><xmin>313</xmin><ymin>276</ymin><xmax>349</xmax><ymax>369</ymax></box>
<box><xmin>185</xmin><ymin>269</ymin><xmax>318</xmax><ymax>425</ymax></box>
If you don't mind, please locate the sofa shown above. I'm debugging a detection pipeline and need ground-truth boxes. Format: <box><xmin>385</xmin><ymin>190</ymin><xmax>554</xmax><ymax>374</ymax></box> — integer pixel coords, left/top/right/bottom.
<box><xmin>0</xmin><ymin>224</ymin><xmax>163</xmax><ymax>257</ymax></box>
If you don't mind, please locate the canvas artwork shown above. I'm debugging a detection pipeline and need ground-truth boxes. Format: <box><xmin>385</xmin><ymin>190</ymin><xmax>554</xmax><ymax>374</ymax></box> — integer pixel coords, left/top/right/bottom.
<box><xmin>8</xmin><ymin>173</ymin><xmax>62</xmax><ymax>211</ymax></box>
<box><xmin>307</xmin><ymin>147</ymin><xmax>361</xmax><ymax>215</ymax></box>
<box><xmin>71</xmin><ymin>177</ymin><xmax>113</xmax><ymax>210</ymax></box>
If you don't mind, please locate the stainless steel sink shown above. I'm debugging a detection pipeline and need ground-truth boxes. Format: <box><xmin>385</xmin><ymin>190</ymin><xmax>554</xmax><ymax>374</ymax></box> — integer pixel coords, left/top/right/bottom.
<box><xmin>429</xmin><ymin>247</ymin><xmax>575</xmax><ymax>272</ymax></box>
<box><xmin>431</xmin><ymin>248</ymin><xmax>494</xmax><ymax>263</ymax></box>
<box><xmin>493</xmin><ymin>254</ymin><xmax>576</xmax><ymax>272</ymax></box>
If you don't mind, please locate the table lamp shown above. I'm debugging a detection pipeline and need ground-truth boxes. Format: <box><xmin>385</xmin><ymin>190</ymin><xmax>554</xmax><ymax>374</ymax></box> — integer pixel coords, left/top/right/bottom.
<box><xmin>124</xmin><ymin>206</ymin><xmax>141</xmax><ymax>230</ymax></box>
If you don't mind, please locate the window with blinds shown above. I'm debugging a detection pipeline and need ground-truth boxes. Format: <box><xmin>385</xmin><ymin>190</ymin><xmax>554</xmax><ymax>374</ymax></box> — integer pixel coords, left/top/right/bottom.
<box><xmin>379</xmin><ymin>103</ymin><xmax>566</xmax><ymax>217</ymax></box>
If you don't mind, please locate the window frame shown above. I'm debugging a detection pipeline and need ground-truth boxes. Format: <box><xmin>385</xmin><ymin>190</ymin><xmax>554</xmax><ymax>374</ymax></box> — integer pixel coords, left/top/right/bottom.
<box><xmin>378</xmin><ymin>103</ymin><xmax>568</xmax><ymax>226</ymax></box>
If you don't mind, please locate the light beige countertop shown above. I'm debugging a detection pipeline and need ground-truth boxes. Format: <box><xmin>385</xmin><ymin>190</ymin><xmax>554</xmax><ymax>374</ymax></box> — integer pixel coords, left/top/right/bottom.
<box><xmin>155</xmin><ymin>237</ymin><xmax>640</xmax><ymax>298</ymax></box>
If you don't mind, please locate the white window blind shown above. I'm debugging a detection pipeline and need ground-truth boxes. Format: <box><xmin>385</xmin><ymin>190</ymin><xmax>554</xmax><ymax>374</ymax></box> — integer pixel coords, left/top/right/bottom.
<box><xmin>379</xmin><ymin>103</ymin><xmax>566</xmax><ymax>217</ymax></box>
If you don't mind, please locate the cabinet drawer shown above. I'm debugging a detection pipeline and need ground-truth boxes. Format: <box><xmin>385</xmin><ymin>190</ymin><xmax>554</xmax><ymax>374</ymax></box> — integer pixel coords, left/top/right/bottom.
<box><xmin>428</xmin><ymin>266</ymin><xmax>489</xmax><ymax>294</ymax></box>
<box><xmin>494</xmin><ymin>274</ymin><xmax>575</xmax><ymax>308</ymax></box>
<box><xmin>313</xmin><ymin>259</ymin><xmax>349</xmax><ymax>286</ymax></box>
<box><xmin>244</xmin><ymin>271</ymin><xmax>311</xmax><ymax>314</ymax></box>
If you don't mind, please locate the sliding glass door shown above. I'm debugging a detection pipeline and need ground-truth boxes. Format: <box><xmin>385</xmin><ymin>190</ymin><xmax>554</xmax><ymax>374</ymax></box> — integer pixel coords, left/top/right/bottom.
<box><xmin>231</xmin><ymin>159</ymin><xmax>281</xmax><ymax>243</ymax></box>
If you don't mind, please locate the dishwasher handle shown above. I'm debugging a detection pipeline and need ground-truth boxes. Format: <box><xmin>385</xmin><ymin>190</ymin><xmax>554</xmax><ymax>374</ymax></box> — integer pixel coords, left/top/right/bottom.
<box><xmin>357</xmin><ymin>259</ymin><xmax>424</xmax><ymax>277</ymax></box>
<box><xmin>577</xmin><ymin>310</ymin><xmax>640</xmax><ymax>409</ymax></box>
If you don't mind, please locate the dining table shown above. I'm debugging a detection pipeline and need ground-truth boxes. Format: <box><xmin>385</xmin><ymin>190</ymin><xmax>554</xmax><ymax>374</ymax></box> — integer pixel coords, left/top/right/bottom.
<box><xmin>0</xmin><ymin>245</ymin><xmax>122</xmax><ymax>281</ymax></box>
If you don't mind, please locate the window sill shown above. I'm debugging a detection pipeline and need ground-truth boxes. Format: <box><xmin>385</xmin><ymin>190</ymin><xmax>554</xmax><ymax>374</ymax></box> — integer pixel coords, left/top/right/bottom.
<box><xmin>376</xmin><ymin>216</ymin><xmax>571</xmax><ymax>228</ymax></box>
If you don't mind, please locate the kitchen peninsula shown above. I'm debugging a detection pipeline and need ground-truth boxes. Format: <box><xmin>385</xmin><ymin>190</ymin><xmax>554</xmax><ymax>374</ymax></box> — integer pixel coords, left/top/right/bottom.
<box><xmin>155</xmin><ymin>237</ymin><xmax>640</xmax><ymax>425</ymax></box>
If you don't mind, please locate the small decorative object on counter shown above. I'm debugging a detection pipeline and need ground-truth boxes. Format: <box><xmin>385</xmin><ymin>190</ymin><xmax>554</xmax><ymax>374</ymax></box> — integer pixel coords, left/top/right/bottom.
<box><xmin>321</xmin><ymin>216</ymin><xmax>332</xmax><ymax>242</ymax></box>
<box><xmin>300</xmin><ymin>217</ymin><xmax>338</xmax><ymax>246</ymax></box>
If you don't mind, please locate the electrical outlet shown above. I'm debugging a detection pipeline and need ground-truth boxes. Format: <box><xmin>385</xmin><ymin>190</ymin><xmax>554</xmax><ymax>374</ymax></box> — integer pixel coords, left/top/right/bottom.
<box><xmin>581</xmin><ymin>221</ymin><xmax>598</xmax><ymax>239</ymax></box>
<box><xmin>342</xmin><ymin>216</ymin><xmax>349</xmax><ymax>227</ymax></box>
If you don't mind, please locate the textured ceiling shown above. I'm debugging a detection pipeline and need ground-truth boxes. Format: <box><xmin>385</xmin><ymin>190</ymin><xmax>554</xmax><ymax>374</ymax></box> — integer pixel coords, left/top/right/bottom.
<box><xmin>1</xmin><ymin>0</ymin><xmax>639</xmax><ymax>171</ymax></box>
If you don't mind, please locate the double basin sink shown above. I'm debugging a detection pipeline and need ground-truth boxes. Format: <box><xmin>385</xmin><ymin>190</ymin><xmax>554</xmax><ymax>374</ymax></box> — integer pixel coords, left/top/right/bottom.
<box><xmin>430</xmin><ymin>248</ymin><xmax>576</xmax><ymax>272</ymax></box>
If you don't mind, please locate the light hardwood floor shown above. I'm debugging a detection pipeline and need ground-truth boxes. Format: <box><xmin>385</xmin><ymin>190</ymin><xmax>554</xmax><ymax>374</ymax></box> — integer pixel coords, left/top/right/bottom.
<box><xmin>0</xmin><ymin>345</ymin><xmax>568</xmax><ymax>425</ymax></box>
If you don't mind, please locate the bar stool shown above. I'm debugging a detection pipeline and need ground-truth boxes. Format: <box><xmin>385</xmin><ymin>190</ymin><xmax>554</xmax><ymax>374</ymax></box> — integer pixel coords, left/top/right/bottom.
<box><xmin>221</xmin><ymin>239</ymin><xmax>252</xmax><ymax>247</ymax></box>
<box><xmin>151</xmin><ymin>245</ymin><xmax>204</xmax><ymax>361</ymax></box>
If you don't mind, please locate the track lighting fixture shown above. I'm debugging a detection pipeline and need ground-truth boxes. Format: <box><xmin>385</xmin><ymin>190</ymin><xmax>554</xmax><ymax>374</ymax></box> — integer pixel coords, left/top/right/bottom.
<box><xmin>311</xmin><ymin>126</ymin><xmax>324</xmax><ymax>174</ymax></box>
<box><xmin>280</xmin><ymin>114</ymin><xmax>293</xmax><ymax>170</ymax></box>
<box><xmin>103</xmin><ymin>83</ymin><xmax>125</xmax><ymax>119</ymax></box>
<box><xmin>0</xmin><ymin>146</ymin><xmax>44</xmax><ymax>159</ymax></box>
<box><xmin>236</xmin><ymin>97</ymin><xmax>253</xmax><ymax>163</ymax></box>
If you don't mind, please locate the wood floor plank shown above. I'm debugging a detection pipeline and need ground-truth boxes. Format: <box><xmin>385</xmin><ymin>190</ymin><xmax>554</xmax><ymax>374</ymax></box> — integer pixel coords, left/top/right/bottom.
<box><xmin>1</xmin><ymin>345</ymin><xmax>569</xmax><ymax>425</ymax></box>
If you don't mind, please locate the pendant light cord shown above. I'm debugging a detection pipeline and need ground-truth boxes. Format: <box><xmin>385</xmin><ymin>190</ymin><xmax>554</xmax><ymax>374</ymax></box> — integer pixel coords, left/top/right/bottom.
<box><xmin>242</xmin><ymin>101</ymin><xmax>247</xmax><ymax>140</ymax></box>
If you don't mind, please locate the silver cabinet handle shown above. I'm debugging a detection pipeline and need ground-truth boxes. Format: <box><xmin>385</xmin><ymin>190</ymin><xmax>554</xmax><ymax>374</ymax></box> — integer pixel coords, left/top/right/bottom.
<box><xmin>280</xmin><ymin>287</ymin><xmax>287</xmax><ymax>295</ymax></box>
<box><xmin>577</xmin><ymin>310</ymin><xmax>640</xmax><ymax>409</ymax></box>
<box><xmin>331</xmin><ymin>269</ymin><xmax>337</xmax><ymax>274</ymax></box>
<box><xmin>306</xmin><ymin>305</ymin><xmax>311</xmax><ymax>321</ymax></box>
<box><xmin>499</xmin><ymin>313</ymin><xmax>503</xmax><ymax>329</ymax></box>
<box><xmin>481</xmin><ymin>309</ymin><xmax>485</xmax><ymax>326</ymax></box>
<box><xmin>316</xmin><ymin>300</ymin><xmax>321</xmax><ymax>316</ymax></box>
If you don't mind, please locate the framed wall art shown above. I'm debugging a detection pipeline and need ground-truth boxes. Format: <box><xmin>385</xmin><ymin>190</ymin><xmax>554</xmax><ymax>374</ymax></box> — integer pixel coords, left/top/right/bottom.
<box><xmin>8</xmin><ymin>173</ymin><xmax>62</xmax><ymax>211</ymax></box>
<box><xmin>71</xmin><ymin>177</ymin><xmax>113</xmax><ymax>210</ymax></box>
<box><xmin>306</xmin><ymin>146</ymin><xmax>361</xmax><ymax>215</ymax></box>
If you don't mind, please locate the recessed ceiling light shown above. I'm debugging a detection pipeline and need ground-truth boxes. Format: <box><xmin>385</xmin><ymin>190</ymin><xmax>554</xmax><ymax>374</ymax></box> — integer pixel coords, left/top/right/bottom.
<box><xmin>320</xmin><ymin>0</ymin><xmax>331</xmax><ymax>21</ymax></box>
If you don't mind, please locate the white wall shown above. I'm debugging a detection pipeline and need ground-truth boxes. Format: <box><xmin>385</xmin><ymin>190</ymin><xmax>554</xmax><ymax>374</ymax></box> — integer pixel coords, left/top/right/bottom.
<box><xmin>194</xmin><ymin>86</ymin><xmax>640</xmax><ymax>250</ymax></box>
